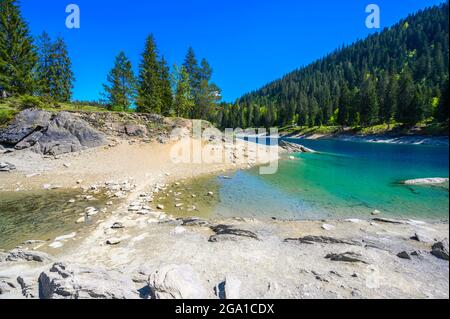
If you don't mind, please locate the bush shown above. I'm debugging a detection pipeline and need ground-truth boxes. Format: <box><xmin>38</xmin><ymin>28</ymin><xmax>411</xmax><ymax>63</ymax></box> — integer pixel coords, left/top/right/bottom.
<box><xmin>0</xmin><ymin>109</ymin><xmax>17</xmax><ymax>126</ymax></box>
<box><xmin>16</xmin><ymin>95</ymin><xmax>45</xmax><ymax>110</ymax></box>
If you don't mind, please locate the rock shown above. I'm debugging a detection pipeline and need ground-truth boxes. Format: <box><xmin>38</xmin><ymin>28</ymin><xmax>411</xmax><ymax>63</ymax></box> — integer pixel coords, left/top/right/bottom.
<box><xmin>157</xmin><ymin>204</ymin><xmax>165</xmax><ymax>210</ymax></box>
<box><xmin>372</xmin><ymin>218</ymin><xmax>406</xmax><ymax>224</ymax></box>
<box><xmin>209</xmin><ymin>225</ymin><xmax>259</xmax><ymax>242</ymax></box>
<box><xmin>106</xmin><ymin>238</ymin><xmax>121</xmax><ymax>245</ymax></box>
<box><xmin>284</xmin><ymin>235</ymin><xmax>358</xmax><ymax>246</ymax></box>
<box><xmin>207</xmin><ymin>191</ymin><xmax>214</xmax><ymax>196</ymax></box>
<box><xmin>411</xmin><ymin>231</ymin><xmax>435</xmax><ymax>244</ymax></box>
<box><xmin>76</xmin><ymin>217</ymin><xmax>86</xmax><ymax>224</ymax></box>
<box><xmin>148</xmin><ymin>264</ymin><xmax>207</xmax><ymax>299</ymax></box>
<box><xmin>17</xmin><ymin>276</ymin><xmax>38</xmax><ymax>298</ymax></box>
<box><xmin>38</xmin><ymin>262</ymin><xmax>138</xmax><ymax>299</ymax></box>
<box><xmin>397</xmin><ymin>251</ymin><xmax>411</xmax><ymax>260</ymax></box>
<box><xmin>325</xmin><ymin>252</ymin><xmax>368</xmax><ymax>264</ymax></box>
<box><xmin>431</xmin><ymin>239</ymin><xmax>449</xmax><ymax>261</ymax></box>
<box><xmin>4</xmin><ymin>249</ymin><xmax>52</xmax><ymax>263</ymax></box>
<box><xmin>111</xmin><ymin>222</ymin><xmax>125</xmax><ymax>229</ymax></box>
<box><xmin>178</xmin><ymin>217</ymin><xmax>209</xmax><ymax>227</ymax></box>
<box><xmin>279</xmin><ymin>140</ymin><xmax>316</xmax><ymax>153</ymax></box>
<box><xmin>402</xmin><ymin>178</ymin><xmax>449</xmax><ymax>185</ymax></box>
<box><xmin>0</xmin><ymin>161</ymin><xmax>15</xmax><ymax>172</ymax></box>
<box><xmin>54</xmin><ymin>232</ymin><xmax>76</xmax><ymax>242</ymax></box>
<box><xmin>0</xmin><ymin>108</ymin><xmax>52</xmax><ymax>145</ymax></box>
<box><xmin>371</xmin><ymin>210</ymin><xmax>381</xmax><ymax>216</ymax></box>
<box><xmin>322</xmin><ymin>224</ymin><xmax>335</xmax><ymax>231</ymax></box>
<box><xmin>124</xmin><ymin>124</ymin><xmax>147</xmax><ymax>137</ymax></box>
<box><xmin>223</xmin><ymin>275</ymin><xmax>241</xmax><ymax>299</ymax></box>
<box><xmin>0</xmin><ymin>109</ymin><xmax>107</xmax><ymax>155</ymax></box>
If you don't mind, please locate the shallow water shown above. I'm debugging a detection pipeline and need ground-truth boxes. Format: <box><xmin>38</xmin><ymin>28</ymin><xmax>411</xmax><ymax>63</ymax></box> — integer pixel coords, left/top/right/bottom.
<box><xmin>0</xmin><ymin>189</ymin><xmax>109</xmax><ymax>250</ymax></box>
<box><xmin>163</xmin><ymin>139</ymin><xmax>449</xmax><ymax>221</ymax></box>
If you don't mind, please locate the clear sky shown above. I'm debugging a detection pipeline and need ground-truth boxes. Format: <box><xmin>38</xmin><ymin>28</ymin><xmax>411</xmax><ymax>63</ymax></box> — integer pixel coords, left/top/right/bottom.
<box><xmin>21</xmin><ymin>0</ymin><xmax>445</xmax><ymax>102</ymax></box>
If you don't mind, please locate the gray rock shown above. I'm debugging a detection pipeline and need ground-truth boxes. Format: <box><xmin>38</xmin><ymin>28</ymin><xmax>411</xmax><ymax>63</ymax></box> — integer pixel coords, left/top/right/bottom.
<box><xmin>325</xmin><ymin>252</ymin><xmax>368</xmax><ymax>264</ymax></box>
<box><xmin>0</xmin><ymin>161</ymin><xmax>15</xmax><ymax>172</ymax></box>
<box><xmin>38</xmin><ymin>262</ymin><xmax>139</xmax><ymax>299</ymax></box>
<box><xmin>148</xmin><ymin>264</ymin><xmax>207</xmax><ymax>299</ymax></box>
<box><xmin>279</xmin><ymin>140</ymin><xmax>316</xmax><ymax>153</ymax></box>
<box><xmin>397</xmin><ymin>251</ymin><xmax>411</xmax><ymax>260</ymax></box>
<box><xmin>179</xmin><ymin>217</ymin><xmax>209</xmax><ymax>227</ymax></box>
<box><xmin>33</xmin><ymin>112</ymin><xmax>107</xmax><ymax>155</ymax></box>
<box><xmin>17</xmin><ymin>276</ymin><xmax>38</xmax><ymax>298</ymax></box>
<box><xmin>4</xmin><ymin>249</ymin><xmax>52</xmax><ymax>263</ymax></box>
<box><xmin>0</xmin><ymin>109</ymin><xmax>107</xmax><ymax>155</ymax></box>
<box><xmin>111</xmin><ymin>222</ymin><xmax>125</xmax><ymax>229</ymax></box>
<box><xmin>0</xmin><ymin>108</ymin><xmax>52</xmax><ymax>145</ymax></box>
<box><xmin>209</xmin><ymin>225</ymin><xmax>259</xmax><ymax>242</ymax></box>
<box><xmin>411</xmin><ymin>231</ymin><xmax>435</xmax><ymax>244</ymax></box>
<box><xmin>284</xmin><ymin>235</ymin><xmax>358</xmax><ymax>246</ymax></box>
<box><xmin>431</xmin><ymin>239</ymin><xmax>449</xmax><ymax>261</ymax></box>
<box><xmin>125</xmin><ymin>124</ymin><xmax>147</xmax><ymax>137</ymax></box>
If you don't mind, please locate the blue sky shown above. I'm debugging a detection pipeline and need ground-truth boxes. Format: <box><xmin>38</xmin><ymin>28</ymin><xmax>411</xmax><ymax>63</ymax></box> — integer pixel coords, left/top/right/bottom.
<box><xmin>21</xmin><ymin>0</ymin><xmax>445</xmax><ymax>102</ymax></box>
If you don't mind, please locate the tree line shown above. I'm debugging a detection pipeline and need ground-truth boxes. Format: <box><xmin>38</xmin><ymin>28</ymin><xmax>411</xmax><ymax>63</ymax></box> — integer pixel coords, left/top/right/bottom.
<box><xmin>218</xmin><ymin>2</ymin><xmax>449</xmax><ymax>129</ymax></box>
<box><xmin>0</xmin><ymin>0</ymin><xmax>74</xmax><ymax>102</ymax></box>
<box><xmin>103</xmin><ymin>38</ymin><xmax>221</xmax><ymax>120</ymax></box>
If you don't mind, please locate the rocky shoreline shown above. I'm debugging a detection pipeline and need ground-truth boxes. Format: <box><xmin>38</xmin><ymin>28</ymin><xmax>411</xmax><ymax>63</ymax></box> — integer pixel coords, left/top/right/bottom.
<box><xmin>0</xmin><ymin>109</ymin><xmax>448</xmax><ymax>299</ymax></box>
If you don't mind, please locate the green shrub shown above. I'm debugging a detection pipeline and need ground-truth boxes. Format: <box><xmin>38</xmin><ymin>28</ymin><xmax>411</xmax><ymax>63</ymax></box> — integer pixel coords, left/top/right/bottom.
<box><xmin>0</xmin><ymin>108</ymin><xmax>17</xmax><ymax>126</ymax></box>
<box><xmin>16</xmin><ymin>95</ymin><xmax>45</xmax><ymax>110</ymax></box>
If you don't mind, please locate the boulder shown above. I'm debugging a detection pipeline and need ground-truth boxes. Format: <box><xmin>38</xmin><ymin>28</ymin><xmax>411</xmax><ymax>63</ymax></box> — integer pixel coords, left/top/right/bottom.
<box><xmin>0</xmin><ymin>108</ymin><xmax>52</xmax><ymax>145</ymax></box>
<box><xmin>148</xmin><ymin>264</ymin><xmax>207</xmax><ymax>299</ymax></box>
<box><xmin>0</xmin><ymin>109</ymin><xmax>107</xmax><ymax>155</ymax></box>
<box><xmin>431</xmin><ymin>239</ymin><xmax>449</xmax><ymax>261</ymax></box>
<box><xmin>38</xmin><ymin>262</ymin><xmax>139</xmax><ymax>299</ymax></box>
<box><xmin>33</xmin><ymin>112</ymin><xmax>107</xmax><ymax>155</ymax></box>
<box><xmin>125</xmin><ymin>124</ymin><xmax>147</xmax><ymax>137</ymax></box>
<box><xmin>397</xmin><ymin>251</ymin><xmax>411</xmax><ymax>260</ymax></box>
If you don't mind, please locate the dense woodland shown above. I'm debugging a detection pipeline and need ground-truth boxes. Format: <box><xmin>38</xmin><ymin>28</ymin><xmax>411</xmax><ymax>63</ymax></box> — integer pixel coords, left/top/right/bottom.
<box><xmin>220</xmin><ymin>2</ymin><xmax>449</xmax><ymax>129</ymax></box>
<box><xmin>1</xmin><ymin>0</ymin><xmax>449</xmax><ymax>131</ymax></box>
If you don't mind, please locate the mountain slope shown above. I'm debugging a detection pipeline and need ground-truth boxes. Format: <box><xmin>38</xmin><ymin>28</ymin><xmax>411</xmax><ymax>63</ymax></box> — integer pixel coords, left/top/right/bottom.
<box><xmin>220</xmin><ymin>2</ymin><xmax>449</xmax><ymax>129</ymax></box>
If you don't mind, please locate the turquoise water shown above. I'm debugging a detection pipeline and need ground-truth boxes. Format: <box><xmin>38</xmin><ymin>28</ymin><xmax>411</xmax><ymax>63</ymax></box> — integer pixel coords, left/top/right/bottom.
<box><xmin>210</xmin><ymin>139</ymin><xmax>449</xmax><ymax>220</ymax></box>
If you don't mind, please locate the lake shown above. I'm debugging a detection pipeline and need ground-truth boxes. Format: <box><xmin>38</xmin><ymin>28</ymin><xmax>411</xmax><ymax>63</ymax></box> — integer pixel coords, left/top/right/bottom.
<box><xmin>164</xmin><ymin>138</ymin><xmax>449</xmax><ymax>221</ymax></box>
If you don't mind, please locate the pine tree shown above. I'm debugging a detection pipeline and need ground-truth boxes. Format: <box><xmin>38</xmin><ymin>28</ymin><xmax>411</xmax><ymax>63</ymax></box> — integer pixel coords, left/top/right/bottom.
<box><xmin>436</xmin><ymin>79</ymin><xmax>449</xmax><ymax>122</ymax></box>
<box><xmin>159</xmin><ymin>56</ymin><xmax>173</xmax><ymax>116</ymax></box>
<box><xmin>0</xmin><ymin>0</ymin><xmax>37</xmax><ymax>95</ymax></box>
<box><xmin>337</xmin><ymin>82</ymin><xmax>351</xmax><ymax>127</ymax></box>
<box><xmin>397</xmin><ymin>67</ymin><xmax>415</xmax><ymax>124</ymax></box>
<box><xmin>48</xmin><ymin>37</ymin><xmax>74</xmax><ymax>102</ymax></box>
<box><xmin>183</xmin><ymin>47</ymin><xmax>200</xmax><ymax>96</ymax></box>
<box><xmin>137</xmin><ymin>34</ymin><xmax>162</xmax><ymax>113</ymax></box>
<box><xmin>359</xmin><ymin>75</ymin><xmax>379</xmax><ymax>126</ymax></box>
<box><xmin>102</xmin><ymin>51</ymin><xmax>136</xmax><ymax>111</ymax></box>
<box><xmin>35</xmin><ymin>31</ymin><xmax>53</xmax><ymax>97</ymax></box>
<box><xmin>173</xmin><ymin>65</ymin><xmax>194</xmax><ymax>117</ymax></box>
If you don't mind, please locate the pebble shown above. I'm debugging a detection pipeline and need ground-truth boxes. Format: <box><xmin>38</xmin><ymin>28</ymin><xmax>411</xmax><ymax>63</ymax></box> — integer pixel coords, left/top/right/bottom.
<box><xmin>106</xmin><ymin>238</ymin><xmax>121</xmax><ymax>245</ymax></box>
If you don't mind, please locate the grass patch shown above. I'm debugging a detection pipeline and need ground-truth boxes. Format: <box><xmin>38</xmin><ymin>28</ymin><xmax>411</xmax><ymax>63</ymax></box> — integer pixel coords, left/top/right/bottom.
<box><xmin>0</xmin><ymin>104</ymin><xmax>18</xmax><ymax>127</ymax></box>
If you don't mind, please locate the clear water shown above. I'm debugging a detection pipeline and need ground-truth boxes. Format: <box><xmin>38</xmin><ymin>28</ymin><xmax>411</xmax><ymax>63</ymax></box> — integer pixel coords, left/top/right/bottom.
<box><xmin>175</xmin><ymin>139</ymin><xmax>449</xmax><ymax>221</ymax></box>
<box><xmin>0</xmin><ymin>189</ymin><xmax>109</xmax><ymax>250</ymax></box>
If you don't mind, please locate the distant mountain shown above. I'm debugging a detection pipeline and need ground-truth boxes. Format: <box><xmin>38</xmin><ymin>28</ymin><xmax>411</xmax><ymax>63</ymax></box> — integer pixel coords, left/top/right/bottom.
<box><xmin>219</xmin><ymin>2</ymin><xmax>449</xmax><ymax>129</ymax></box>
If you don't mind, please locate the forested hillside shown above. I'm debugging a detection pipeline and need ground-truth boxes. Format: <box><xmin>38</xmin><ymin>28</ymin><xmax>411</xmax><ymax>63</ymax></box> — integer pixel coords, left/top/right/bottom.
<box><xmin>218</xmin><ymin>2</ymin><xmax>449</xmax><ymax>129</ymax></box>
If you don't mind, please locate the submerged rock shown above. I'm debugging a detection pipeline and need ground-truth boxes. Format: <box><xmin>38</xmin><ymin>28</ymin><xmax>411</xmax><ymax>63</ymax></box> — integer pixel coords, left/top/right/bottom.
<box><xmin>178</xmin><ymin>217</ymin><xmax>209</xmax><ymax>227</ymax></box>
<box><xmin>148</xmin><ymin>264</ymin><xmax>207</xmax><ymax>299</ymax></box>
<box><xmin>402</xmin><ymin>178</ymin><xmax>449</xmax><ymax>185</ymax></box>
<box><xmin>38</xmin><ymin>262</ymin><xmax>139</xmax><ymax>299</ymax></box>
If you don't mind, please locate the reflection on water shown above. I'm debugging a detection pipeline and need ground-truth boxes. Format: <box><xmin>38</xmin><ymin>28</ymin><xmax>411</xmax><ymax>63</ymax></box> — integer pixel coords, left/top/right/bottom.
<box><xmin>0</xmin><ymin>189</ymin><xmax>109</xmax><ymax>250</ymax></box>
